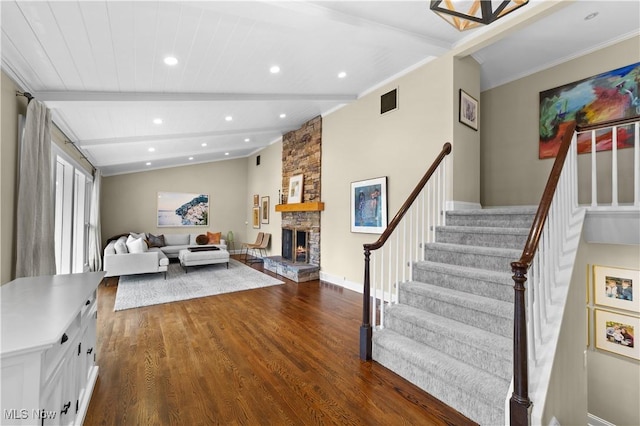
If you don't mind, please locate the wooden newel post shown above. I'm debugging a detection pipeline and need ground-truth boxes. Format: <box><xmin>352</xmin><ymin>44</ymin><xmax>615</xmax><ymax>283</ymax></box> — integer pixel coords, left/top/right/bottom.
<box><xmin>510</xmin><ymin>261</ymin><xmax>531</xmax><ymax>426</ymax></box>
<box><xmin>360</xmin><ymin>247</ymin><xmax>372</xmax><ymax>361</ymax></box>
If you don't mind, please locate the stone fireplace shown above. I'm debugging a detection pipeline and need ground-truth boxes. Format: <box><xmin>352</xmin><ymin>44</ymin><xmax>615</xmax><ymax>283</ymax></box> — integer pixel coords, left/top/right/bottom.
<box><xmin>282</xmin><ymin>228</ymin><xmax>309</xmax><ymax>263</ymax></box>
<box><xmin>263</xmin><ymin>116</ymin><xmax>323</xmax><ymax>282</ymax></box>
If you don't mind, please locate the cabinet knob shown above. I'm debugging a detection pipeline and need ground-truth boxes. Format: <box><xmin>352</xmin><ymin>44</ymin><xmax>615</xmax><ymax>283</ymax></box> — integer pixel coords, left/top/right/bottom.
<box><xmin>87</xmin><ymin>347</ymin><xmax>93</xmax><ymax>355</ymax></box>
<box><xmin>85</xmin><ymin>299</ymin><xmax>91</xmax><ymax>306</ymax></box>
<box><xmin>60</xmin><ymin>333</ymin><xmax>68</xmax><ymax>344</ymax></box>
<box><xmin>61</xmin><ymin>401</ymin><xmax>71</xmax><ymax>415</ymax></box>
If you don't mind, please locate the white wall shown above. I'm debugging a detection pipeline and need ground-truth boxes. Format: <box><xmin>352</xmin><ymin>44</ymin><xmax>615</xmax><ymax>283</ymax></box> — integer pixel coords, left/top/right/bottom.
<box><xmin>582</xmin><ymin>242</ymin><xmax>640</xmax><ymax>426</ymax></box>
<box><xmin>481</xmin><ymin>37</ymin><xmax>640</xmax><ymax>207</ymax></box>
<box><xmin>321</xmin><ymin>52</ymin><xmax>483</xmax><ymax>286</ymax></box>
<box><xmin>245</xmin><ymin>140</ymin><xmax>282</xmax><ymax>256</ymax></box>
<box><xmin>101</xmin><ymin>158</ymin><xmax>248</xmax><ymax>247</ymax></box>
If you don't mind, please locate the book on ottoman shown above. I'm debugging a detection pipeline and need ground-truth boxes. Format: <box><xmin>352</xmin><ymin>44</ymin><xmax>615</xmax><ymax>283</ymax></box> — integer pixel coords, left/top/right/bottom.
<box><xmin>188</xmin><ymin>246</ymin><xmax>220</xmax><ymax>252</ymax></box>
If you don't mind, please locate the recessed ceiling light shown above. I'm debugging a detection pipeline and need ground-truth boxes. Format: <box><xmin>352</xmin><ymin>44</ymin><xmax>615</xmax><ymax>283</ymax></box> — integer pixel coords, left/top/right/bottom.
<box><xmin>224</xmin><ymin>152</ymin><xmax>229</xmax><ymax>156</ymax></box>
<box><xmin>153</xmin><ymin>118</ymin><xmax>163</xmax><ymax>124</ymax></box>
<box><xmin>164</xmin><ymin>56</ymin><xmax>178</xmax><ymax>66</ymax></box>
<box><xmin>584</xmin><ymin>12</ymin><xmax>598</xmax><ymax>21</ymax></box>
<box><xmin>225</xmin><ymin>115</ymin><xmax>233</xmax><ymax>122</ymax></box>
<box><xmin>338</xmin><ymin>71</ymin><xmax>347</xmax><ymax>79</ymax></box>
<box><xmin>188</xmin><ymin>157</ymin><xmax>194</xmax><ymax>160</ymax></box>
<box><xmin>201</xmin><ymin>143</ymin><xmax>207</xmax><ymax>147</ymax></box>
<box><xmin>244</xmin><ymin>138</ymin><xmax>250</xmax><ymax>142</ymax></box>
<box><xmin>148</xmin><ymin>147</ymin><xmax>155</xmax><ymax>152</ymax></box>
<box><xmin>279</xmin><ymin>113</ymin><xmax>286</xmax><ymax>119</ymax></box>
<box><xmin>146</xmin><ymin>162</ymin><xmax>152</xmax><ymax>166</ymax></box>
<box><xmin>270</xmin><ymin>65</ymin><xmax>280</xmax><ymax>74</ymax></box>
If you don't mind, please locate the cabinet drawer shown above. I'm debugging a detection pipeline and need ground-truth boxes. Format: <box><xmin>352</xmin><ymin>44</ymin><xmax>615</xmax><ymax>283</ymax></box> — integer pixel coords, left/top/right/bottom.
<box><xmin>43</xmin><ymin>313</ymin><xmax>80</xmax><ymax>382</ymax></box>
<box><xmin>80</xmin><ymin>290</ymin><xmax>96</xmax><ymax>319</ymax></box>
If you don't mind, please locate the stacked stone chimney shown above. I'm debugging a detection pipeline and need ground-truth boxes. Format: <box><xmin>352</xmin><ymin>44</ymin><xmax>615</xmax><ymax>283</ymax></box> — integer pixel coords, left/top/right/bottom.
<box><xmin>281</xmin><ymin>116</ymin><xmax>322</xmax><ymax>266</ymax></box>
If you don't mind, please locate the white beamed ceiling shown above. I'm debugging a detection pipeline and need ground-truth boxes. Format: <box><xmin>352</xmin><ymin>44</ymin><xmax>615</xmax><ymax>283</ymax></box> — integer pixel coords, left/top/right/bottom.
<box><xmin>2</xmin><ymin>1</ymin><xmax>638</xmax><ymax>175</ymax></box>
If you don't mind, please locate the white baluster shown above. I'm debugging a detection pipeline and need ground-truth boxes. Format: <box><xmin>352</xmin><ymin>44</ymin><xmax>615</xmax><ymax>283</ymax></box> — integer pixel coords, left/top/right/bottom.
<box><xmin>372</xmin><ymin>251</ymin><xmax>377</xmax><ymax>328</ymax></box>
<box><xmin>612</xmin><ymin>126</ymin><xmax>619</xmax><ymax>207</ymax></box>
<box><xmin>591</xmin><ymin>130</ymin><xmax>597</xmax><ymax>207</ymax></box>
<box><xmin>635</xmin><ymin>122</ymin><xmax>639</xmax><ymax>206</ymax></box>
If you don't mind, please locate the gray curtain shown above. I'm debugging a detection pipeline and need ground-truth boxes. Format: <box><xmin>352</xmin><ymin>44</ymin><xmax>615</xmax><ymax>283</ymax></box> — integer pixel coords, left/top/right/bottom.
<box><xmin>88</xmin><ymin>170</ymin><xmax>102</xmax><ymax>272</ymax></box>
<box><xmin>15</xmin><ymin>100</ymin><xmax>56</xmax><ymax>277</ymax></box>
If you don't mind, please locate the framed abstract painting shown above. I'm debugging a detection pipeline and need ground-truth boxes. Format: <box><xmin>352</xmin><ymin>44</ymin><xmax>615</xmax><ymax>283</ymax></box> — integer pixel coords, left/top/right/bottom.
<box><xmin>539</xmin><ymin>62</ymin><xmax>640</xmax><ymax>159</ymax></box>
<box><xmin>351</xmin><ymin>177</ymin><xmax>388</xmax><ymax>234</ymax></box>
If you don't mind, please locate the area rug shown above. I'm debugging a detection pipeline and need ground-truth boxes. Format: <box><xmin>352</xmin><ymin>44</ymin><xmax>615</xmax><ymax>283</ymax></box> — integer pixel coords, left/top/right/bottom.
<box><xmin>113</xmin><ymin>259</ymin><xmax>283</xmax><ymax>311</ymax></box>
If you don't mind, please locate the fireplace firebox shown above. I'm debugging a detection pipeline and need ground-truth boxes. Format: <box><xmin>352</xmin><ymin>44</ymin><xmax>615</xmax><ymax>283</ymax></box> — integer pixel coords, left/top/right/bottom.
<box><xmin>282</xmin><ymin>228</ymin><xmax>309</xmax><ymax>263</ymax></box>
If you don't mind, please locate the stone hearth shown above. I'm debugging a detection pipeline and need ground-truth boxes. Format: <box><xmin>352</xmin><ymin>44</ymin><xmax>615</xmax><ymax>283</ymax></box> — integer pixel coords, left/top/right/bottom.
<box><xmin>263</xmin><ymin>256</ymin><xmax>319</xmax><ymax>283</ymax></box>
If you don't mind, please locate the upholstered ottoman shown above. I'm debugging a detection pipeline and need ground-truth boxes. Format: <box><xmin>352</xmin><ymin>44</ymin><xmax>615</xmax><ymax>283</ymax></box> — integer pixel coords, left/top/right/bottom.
<box><xmin>178</xmin><ymin>247</ymin><xmax>229</xmax><ymax>272</ymax></box>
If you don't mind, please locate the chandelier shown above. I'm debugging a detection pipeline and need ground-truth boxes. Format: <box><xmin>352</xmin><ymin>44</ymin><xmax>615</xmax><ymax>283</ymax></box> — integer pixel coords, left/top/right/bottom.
<box><xmin>430</xmin><ymin>0</ymin><xmax>529</xmax><ymax>31</ymax></box>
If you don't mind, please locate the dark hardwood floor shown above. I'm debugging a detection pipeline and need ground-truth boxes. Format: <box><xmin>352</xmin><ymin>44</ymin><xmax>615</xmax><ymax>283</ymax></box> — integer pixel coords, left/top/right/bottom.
<box><xmin>84</xmin><ymin>256</ymin><xmax>475</xmax><ymax>425</ymax></box>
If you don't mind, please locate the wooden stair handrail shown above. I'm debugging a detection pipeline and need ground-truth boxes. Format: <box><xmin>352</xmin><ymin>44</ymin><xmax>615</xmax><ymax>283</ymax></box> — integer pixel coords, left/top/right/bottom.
<box><xmin>510</xmin><ymin>121</ymin><xmax>576</xmax><ymax>426</ymax></box>
<box><xmin>576</xmin><ymin>116</ymin><xmax>639</xmax><ymax>132</ymax></box>
<box><xmin>364</xmin><ymin>143</ymin><xmax>452</xmax><ymax>252</ymax></box>
<box><xmin>360</xmin><ymin>142</ymin><xmax>452</xmax><ymax>361</ymax></box>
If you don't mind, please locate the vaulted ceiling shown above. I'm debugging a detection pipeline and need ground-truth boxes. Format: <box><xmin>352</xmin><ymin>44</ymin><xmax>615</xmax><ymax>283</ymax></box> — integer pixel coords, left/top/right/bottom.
<box><xmin>2</xmin><ymin>1</ymin><xmax>638</xmax><ymax>176</ymax></box>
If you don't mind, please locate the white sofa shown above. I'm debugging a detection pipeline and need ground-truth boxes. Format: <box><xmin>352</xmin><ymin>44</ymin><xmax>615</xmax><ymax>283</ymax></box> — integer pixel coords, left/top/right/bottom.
<box><xmin>103</xmin><ymin>233</ymin><xmax>226</xmax><ymax>278</ymax></box>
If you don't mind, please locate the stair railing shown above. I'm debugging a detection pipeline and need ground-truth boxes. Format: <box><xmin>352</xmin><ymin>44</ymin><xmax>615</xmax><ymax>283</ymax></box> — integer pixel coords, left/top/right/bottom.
<box><xmin>510</xmin><ymin>121</ymin><xmax>578</xmax><ymax>425</ymax></box>
<box><xmin>577</xmin><ymin>116</ymin><xmax>640</xmax><ymax>208</ymax></box>
<box><xmin>510</xmin><ymin>116</ymin><xmax>640</xmax><ymax>425</ymax></box>
<box><xmin>360</xmin><ymin>142</ymin><xmax>451</xmax><ymax>360</ymax></box>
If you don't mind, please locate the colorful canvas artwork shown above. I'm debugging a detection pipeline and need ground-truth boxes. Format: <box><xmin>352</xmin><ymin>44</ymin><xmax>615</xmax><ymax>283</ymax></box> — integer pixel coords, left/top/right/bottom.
<box><xmin>539</xmin><ymin>62</ymin><xmax>640</xmax><ymax>159</ymax></box>
<box><xmin>351</xmin><ymin>177</ymin><xmax>387</xmax><ymax>234</ymax></box>
<box><xmin>157</xmin><ymin>192</ymin><xmax>209</xmax><ymax>227</ymax></box>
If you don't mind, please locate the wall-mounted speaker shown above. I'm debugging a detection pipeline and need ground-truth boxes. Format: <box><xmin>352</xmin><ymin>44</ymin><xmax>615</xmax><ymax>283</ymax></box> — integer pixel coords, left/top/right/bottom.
<box><xmin>381</xmin><ymin>88</ymin><xmax>398</xmax><ymax>114</ymax></box>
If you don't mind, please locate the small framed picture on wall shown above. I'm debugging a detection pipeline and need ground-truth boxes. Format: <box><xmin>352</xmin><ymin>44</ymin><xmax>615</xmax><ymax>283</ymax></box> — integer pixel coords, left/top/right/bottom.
<box><xmin>593</xmin><ymin>265</ymin><xmax>639</xmax><ymax>313</ymax></box>
<box><xmin>252</xmin><ymin>207</ymin><xmax>260</xmax><ymax>229</ymax></box>
<box><xmin>459</xmin><ymin>89</ymin><xmax>478</xmax><ymax>131</ymax></box>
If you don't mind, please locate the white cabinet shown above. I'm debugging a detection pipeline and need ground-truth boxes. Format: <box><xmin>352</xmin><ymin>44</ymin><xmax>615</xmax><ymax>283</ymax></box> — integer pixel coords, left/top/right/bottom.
<box><xmin>1</xmin><ymin>272</ymin><xmax>104</xmax><ymax>426</ymax></box>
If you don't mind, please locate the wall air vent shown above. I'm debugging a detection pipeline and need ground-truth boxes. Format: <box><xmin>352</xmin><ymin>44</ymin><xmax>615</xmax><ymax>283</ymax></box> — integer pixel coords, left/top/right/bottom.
<box><xmin>380</xmin><ymin>88</ymin><xmax>398</xmax><ymax>114</ymax></box>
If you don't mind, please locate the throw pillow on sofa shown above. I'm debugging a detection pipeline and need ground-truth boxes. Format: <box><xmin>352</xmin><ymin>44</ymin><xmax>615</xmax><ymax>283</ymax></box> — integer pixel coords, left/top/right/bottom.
<box><xmin>114</xmin><ymin>237</ymin><xmax>128</xmax><ymax>254</ymax></box>
<box><xmin>195</xmin><ymin>234</ymin><xmax>209</xmax><ymax>245</ymax></box>
<box><xmin>207</xmin><ymin>231</ymin><xmax>221</xmax><ymax>244</ymax></box>
<box><xmin>130</xmin><ymin>232</ymin><xmax>146</xmax><ymax>240</ymax></box>
<box><xmin>147</xmin><ymin>233</ymin><xmax>166</xmax><ymax>248</ymax></box>
<box><xmin>126</xmin><ymin>235</ymin><xmax>148</xmax><ymax>253</ymax></box>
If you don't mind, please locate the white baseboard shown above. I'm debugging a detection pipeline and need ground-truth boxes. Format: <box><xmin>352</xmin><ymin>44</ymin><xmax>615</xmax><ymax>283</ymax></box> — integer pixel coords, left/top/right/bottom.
<box><xmin>445</xmin><ymin>200</ymin><xmax>482</xmax><ymax>211</ymax></box>
<box><xmin>587</xmin><ymin>413</ymin><xmax>616</xmax><ymax>426</ymax></box>
<box><xmin>319</xmin><ymin>271</ymin><xmax>363</xmax><ymax>294</ymax></box>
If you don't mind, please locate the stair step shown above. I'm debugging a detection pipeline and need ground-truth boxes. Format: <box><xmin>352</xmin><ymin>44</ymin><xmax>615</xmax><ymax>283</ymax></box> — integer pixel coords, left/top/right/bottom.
<box><xmin>446</xmin><ymin>207</ymin><xmax>536</xmax><ymax>229</ymax></box>
<box><xmin>385</xmin><ymin>304</ymin><xmax>512</xmax><ymax>380</ymax></box>
<box><xmin>399</xmin><ymin>281</ymin><xmax>513</xmax><ymax>338</ymax></box>
<box><xmin>413</xmin><ymin>261</ymin><xmax>514</xmax><ymax>302</ymax></box>
<box><xmin>435</xmin><ymin>225</ymin><xmax>529</xmax><ymax>249</ymax></box>
<box><xmin>373</xmin><ymin>329</ymin><xmax>508</xmax><ymax>426</ymax></box>
<box><xmin>424</xmin><ymin>242</ymin><xmax>520</xmax><ymax>273</ymax></box>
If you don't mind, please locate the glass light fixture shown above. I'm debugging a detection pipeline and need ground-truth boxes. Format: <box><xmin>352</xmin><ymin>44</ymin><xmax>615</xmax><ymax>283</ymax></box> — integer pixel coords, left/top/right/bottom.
<box><xmin>430</xmin><ymin>0</ymin><xmax>529</xmax><ymax>31</ymax></box>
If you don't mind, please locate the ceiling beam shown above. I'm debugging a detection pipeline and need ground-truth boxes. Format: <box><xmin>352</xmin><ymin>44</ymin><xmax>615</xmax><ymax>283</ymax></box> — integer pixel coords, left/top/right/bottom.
<box><xmin>33</xmin><ymin>91</ymin><xmax>357</xmax><ymax>103</ymax></box>
<box><xmin>77</xmin><ymin>126</ymin><xmax>288</xmax><ymax>147</ymax></box>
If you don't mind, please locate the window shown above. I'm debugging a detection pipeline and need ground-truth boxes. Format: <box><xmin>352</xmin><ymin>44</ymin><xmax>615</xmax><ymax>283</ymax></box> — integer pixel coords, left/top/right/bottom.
<box><xmin>53</xmin><ymin>148</ymin><xmax>93</xmax><ymax>274</ymax></box>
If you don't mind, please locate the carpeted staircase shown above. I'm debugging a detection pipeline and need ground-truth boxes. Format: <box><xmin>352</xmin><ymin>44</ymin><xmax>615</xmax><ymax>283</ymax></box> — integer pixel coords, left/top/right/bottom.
<box><xmin>372</xmin><ymin>207</ymin><xmax>537</xmax><ymax>425</ymax></box>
